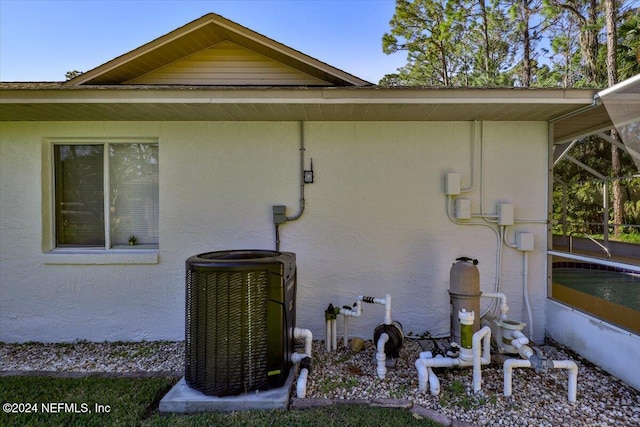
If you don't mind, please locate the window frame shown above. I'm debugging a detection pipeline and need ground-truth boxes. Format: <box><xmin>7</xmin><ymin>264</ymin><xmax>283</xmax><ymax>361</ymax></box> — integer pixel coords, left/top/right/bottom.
<box><xmin>43</xmin><ymin>137</ymin><xmax>159</xmax><ymax>265</ymax></box>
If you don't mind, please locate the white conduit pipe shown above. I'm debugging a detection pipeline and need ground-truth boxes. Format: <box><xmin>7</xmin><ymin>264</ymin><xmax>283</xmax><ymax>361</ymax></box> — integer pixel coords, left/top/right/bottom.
<box><xmin>292</xmin><ymin>327</ymin><xmax>313</xmax><ymax>399</ymax></box>
<box><xmin>376</xmin><ymin>333</ymin><xmax>389</xmax><ymax>379</ymax></box>
<box><xmin>523</xmin><ymin>251</ymin><xmax>534</xmax><ymax>339</ymax></box>
<box><xmin>416</xmin><ymin>326</ymin><xmax>492</xmax><ymax>394</ymax></box>
<box><xmin>503</xmin><ymin>359</ymin><xmax>578</xmax><ymax>402</ymax></box>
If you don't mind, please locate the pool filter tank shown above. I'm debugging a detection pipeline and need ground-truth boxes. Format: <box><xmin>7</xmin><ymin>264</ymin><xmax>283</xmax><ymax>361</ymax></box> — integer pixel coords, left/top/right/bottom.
<box><xmin>449</xmin><ymin>257</ymin><xmax>481</xmax><ymax>345</ymax></box>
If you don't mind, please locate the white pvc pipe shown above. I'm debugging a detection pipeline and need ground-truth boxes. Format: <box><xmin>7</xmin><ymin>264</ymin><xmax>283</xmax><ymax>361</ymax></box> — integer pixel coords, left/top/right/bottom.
<box><xmin>427</xmin><ymin>365</ymin><xmax>440</xmax><ymax>395</ymax></box>
<box><xmin>416</xmin><ymin>327</ymin><xmax>491</xmax><ymax>394</ymax></box>
<box><xmin>292</xmin><ymin>327</ymin><xmax>313</xmax><ymax>399</ymax></box>
<box><xmin>510</xmin><ymin>331</ymin><xmax>534</xmax><ymax>359</ymax></box>
<box><xmin>356</xmin><ymin>294</ymin><xmax>391</xmax><ymax>325</ymax></box>
<box><xmin>383</xmin><ymin>294</ymin><xmax>392</xmax><ymax>325</ymax></box>
<box><xmin>326</xmin><ymin>320</ymin><xmax>332</xmax><ymax>353</ymax></box>
<box><xmin>338</xmin><ymin>300</ymin><xmax>362</xmax><ymax>348</ymax></box>
<box><xmin>376</xmin><ymin>333</ymin><xmax>389</xmax><ymax>379</ymax></box>
<box><xmin>339</xmin><ymin>300</ymin><xmax>362</xmax><ymax>317</ymax></box>
<box><xmin>297</xmin><ymin>367</ymin><xmax>309</xmax><ymax>398</ymax></box>
<box><xmin>291</xmin><ymin>352</ymin><xmax>310</xmax><ymax>364</ymax></box>
<box><xmin>472</xmin><ymin>326</ymin><xmax>492</xmax><ymax>392</ymax></box>
<box><xmin>553</xmin><ymin>360</ymin><xmax>579</xmax><ymax>403</ymax></box>
<box><xmin>503</xmin><ymin>359</ymin><xmax>578</xmax><ymax>402</ymax></box>
<box><xmin>416</xmin><ymin>352</ymin><xmax>444</xmax><ymax>396</ymax></box>
<box><xmin>343</xmin><ymin>316</ymin><xmax>349</xmax><ymax>348</ymax></box>
<box><xmin>331</xmin><ymin>319</ymin><xmax>337</xmax><ymax>351</ymax></box>
<box><xmin>294</xmin><ymin>327</ymin><xmax>313</xmax><ymax>357</ymax></box>
<box><xmin>523</xmin><ymin>252</ymin><xmax>534</xmax><ymax>339</ymax></box>
<box><xmin>481</xmin><ymin>292</ymin><xmax>509</xmax><ymax>320</ymax></box>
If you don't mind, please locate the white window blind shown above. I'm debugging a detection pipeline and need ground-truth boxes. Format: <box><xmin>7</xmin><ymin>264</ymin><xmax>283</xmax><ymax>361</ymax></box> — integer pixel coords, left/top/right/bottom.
<box><xmin>109</xmin><ymin>144</ymin><xmax>159</xmax><ymax>246</ymax></box>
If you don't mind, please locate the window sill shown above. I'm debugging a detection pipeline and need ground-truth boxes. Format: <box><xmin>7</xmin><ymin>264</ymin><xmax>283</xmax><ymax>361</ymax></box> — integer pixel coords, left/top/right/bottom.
<box><xmin>43</xmin><ymin>248</ymin><xmax>159</xmax><ymax>265</ymax></box>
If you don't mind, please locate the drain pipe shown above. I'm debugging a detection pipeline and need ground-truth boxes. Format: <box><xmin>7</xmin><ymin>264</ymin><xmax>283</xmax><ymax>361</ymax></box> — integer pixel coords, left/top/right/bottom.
<box><xmin>292</xmin><ymin>327</ymin><xmax>313</xmax><ymax>398</ymax></box>
<box><xmin>504</xmin><ymin>359</ymin><xmax>578</xmax><ymax>402</ymax></box>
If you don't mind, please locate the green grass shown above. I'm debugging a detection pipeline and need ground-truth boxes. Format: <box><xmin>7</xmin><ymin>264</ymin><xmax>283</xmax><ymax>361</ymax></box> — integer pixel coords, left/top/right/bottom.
<box><xmin>0</xmin><ymin>376</ymin><xmax>442</xmax><ymax>426</ymax></box>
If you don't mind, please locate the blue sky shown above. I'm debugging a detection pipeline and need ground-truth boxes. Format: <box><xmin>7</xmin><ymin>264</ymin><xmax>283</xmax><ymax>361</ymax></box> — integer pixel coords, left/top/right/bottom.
<box><xmin>0</xmin><ymin>0</ymin><xmax>407</xmax><ymax>83</ymax></box>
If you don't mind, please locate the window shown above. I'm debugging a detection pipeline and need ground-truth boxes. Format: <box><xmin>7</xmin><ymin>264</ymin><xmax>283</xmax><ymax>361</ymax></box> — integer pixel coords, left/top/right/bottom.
<box><xmin>53</xmin><ymin>141</ymin><xmax>158</xmax><ymax>249</ymax></box>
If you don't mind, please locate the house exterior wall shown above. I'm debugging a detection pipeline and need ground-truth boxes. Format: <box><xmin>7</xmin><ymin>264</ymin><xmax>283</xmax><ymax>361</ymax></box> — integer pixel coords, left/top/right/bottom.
<box><xmin>0</xmin><ymin>120</ymin><xmax>549</xmax><ymax>343</ymax></box>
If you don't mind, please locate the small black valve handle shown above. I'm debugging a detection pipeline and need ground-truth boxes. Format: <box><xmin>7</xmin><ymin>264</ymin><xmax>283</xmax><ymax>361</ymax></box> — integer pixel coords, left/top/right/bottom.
<box><xmin>456</xmin><ymin>257</ymin><xmax>478</xmax><ymax>265</ymax></box>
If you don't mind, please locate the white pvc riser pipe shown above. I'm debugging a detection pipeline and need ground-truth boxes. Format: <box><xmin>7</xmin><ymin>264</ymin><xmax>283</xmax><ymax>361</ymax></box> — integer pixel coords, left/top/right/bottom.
<box><xmin>376</xmin><ymin>333</ymin><xmax>390</xmax><ymax>379</ymax></box>
<box><xmin>503</xmin><ymin>359</ymin><xmax>578</xmax><ymax>402</ymax></box>
<box><xmin>416</xmin><ymin>326</ymin><xmax>492</xmax><ymax>394</ymax></box>
<box><xmin>292</xmin><ymin>327</ymin><xmax>313</xmax><ymax>398</ymax></box>
<box><xmin>325</xmin><ymin>320</ymin><xmax>332</xmax><ymax>353</ymax></box>
<box><xmin>297</xmin><ymin>368</ymin><xmax>309</xmax><ymax>398</ymax></box>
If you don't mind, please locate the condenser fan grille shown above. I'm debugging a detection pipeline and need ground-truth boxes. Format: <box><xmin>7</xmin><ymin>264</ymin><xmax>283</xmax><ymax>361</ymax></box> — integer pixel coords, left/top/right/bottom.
<box><xmin>186</xmin><ymin>270</ymin><xmax>269</xmax><ymax>396</ymax></box>
<box><xmin>184</xmin><ymin>250</ymin><xmax>296</xmax><ymax>397</ymax></box>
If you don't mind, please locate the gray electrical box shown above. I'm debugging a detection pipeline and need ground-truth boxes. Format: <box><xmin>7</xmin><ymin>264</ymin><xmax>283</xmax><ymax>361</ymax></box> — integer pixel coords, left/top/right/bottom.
<box><xmin>273</xmin><ymin>205</ymin><xmax>287</xmax><ymax>225</ymax></box>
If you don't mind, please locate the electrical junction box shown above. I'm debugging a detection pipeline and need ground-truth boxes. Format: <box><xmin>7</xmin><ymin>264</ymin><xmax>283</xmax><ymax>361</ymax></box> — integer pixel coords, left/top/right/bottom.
<box><xmin>273</xmin><ymin>205</ymin><xmax>287</xmax><ymax>225</ymax></box>
<box><xmin>445</xmin><ymin>173</ymin><xmax>461</xmax><ymax>195</ymax></box>
<box><xmin>455</xmin><ymin>198</ymin><xmax>472</xmax><ymax>219</ymax></box>
<box><xmin>516</xmin><ymin>232</ymin><xmax>534</xmax><ymax>251</ymax></box>
<box><xmin>304</xmin><ymin>170</ymin><xmax>314</xmax><ymax>184</ymax></box>
<box><xmin>497</xmin><ymin>203</ymin><xmax>514</xmax><ymax>226</ymax></box>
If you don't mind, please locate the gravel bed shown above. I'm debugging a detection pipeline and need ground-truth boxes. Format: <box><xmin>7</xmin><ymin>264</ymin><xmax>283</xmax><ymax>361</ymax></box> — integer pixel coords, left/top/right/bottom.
<box><xmin>305</xmin><ymin>338</ymin><xmax>640</xmax><ymax>427</ymax></box>
<box><xmin>0</xmin><ymin>341</ymin><xmax>183</xmax><ymax>373</ymax></box>
<box><xmin>1</xmin><ymin>338</ymin><xmax>638</xmax><ymax>426</ymax></box>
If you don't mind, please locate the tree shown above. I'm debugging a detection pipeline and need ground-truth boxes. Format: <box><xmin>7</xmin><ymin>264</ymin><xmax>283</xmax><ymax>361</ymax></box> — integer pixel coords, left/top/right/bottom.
<box><xmin>383</xmin><ymin>0</ymin><xmax>468</xmax><ymax>86</ymax></box>
<box><xmin>543</xmin><ymin>0</ymin><xmax>602</xmax><ymax>86</ymax></box>
<box><xmin>65</xmin><ymin>70</ymin><xmax>83</xmax><ymax>80</ymax></box>
<box><xmin>617</xmin><ymin>10</ymin><xmax>640</xmax><ymax>79</ymax></box>
<box><xmin>603</xmin><ymin>0</ymin><xmax>623</xmax><ymax>237</ymax></box>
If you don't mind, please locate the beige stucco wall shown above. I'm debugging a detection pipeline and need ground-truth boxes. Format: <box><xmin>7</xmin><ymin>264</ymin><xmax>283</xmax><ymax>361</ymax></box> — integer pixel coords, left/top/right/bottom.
<box><xmin>0</xmin><ymin>120</ymin><xmax>548</xmax><ymax>343</ymax></box>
